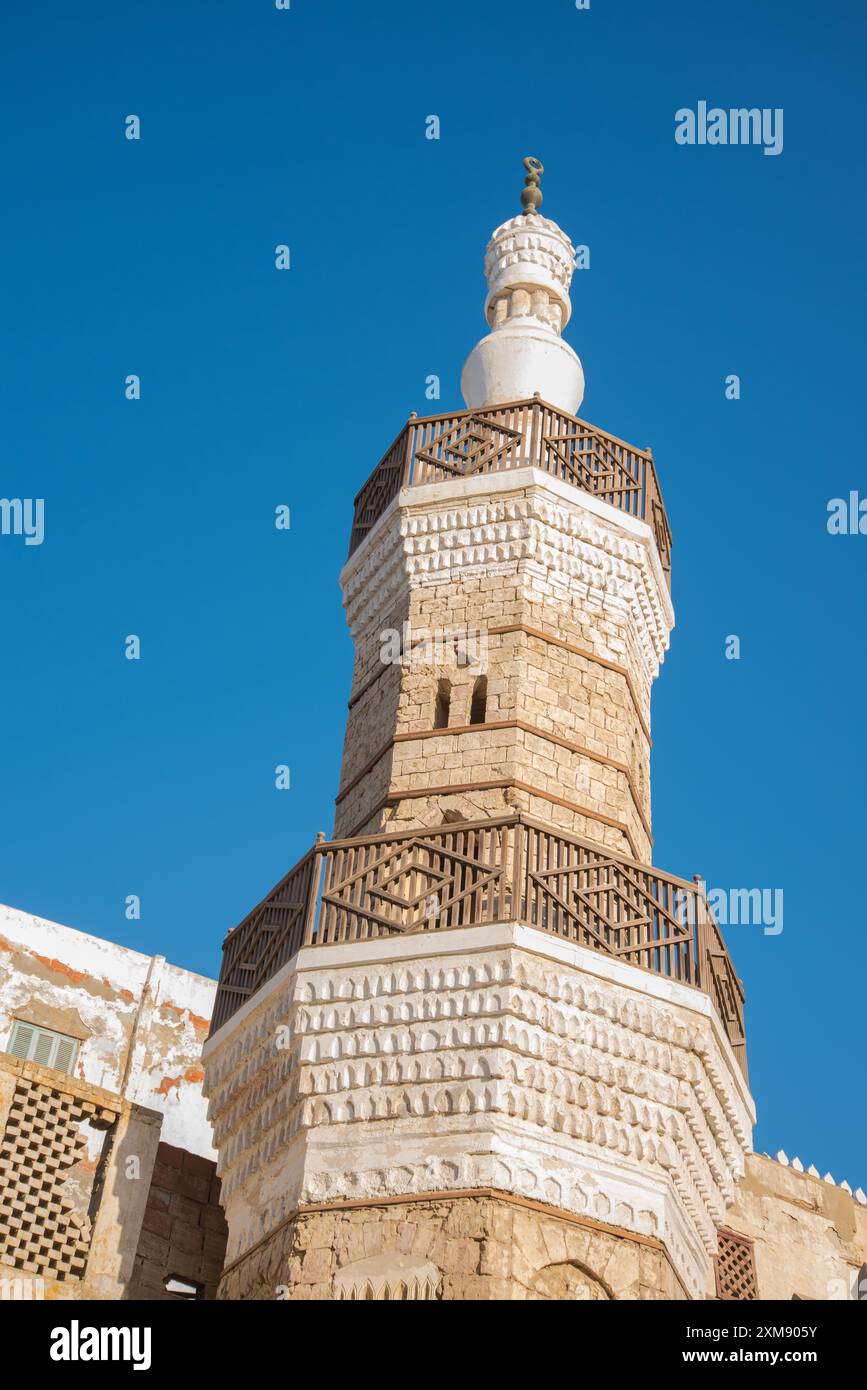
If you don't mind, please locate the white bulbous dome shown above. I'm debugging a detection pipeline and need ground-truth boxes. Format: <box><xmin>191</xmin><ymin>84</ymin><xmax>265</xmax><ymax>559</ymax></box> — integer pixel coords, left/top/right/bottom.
<box><xmin>461</xmin><ymin>324</ymin><xmax>585</xmax><ymax>415</ymax></box>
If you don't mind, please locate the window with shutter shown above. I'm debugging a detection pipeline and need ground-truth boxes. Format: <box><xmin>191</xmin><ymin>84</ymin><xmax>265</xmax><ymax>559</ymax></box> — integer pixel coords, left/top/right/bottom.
<box><xmin>32</xmin><ymin>1031</ymin><xmax>55</xmax><ymax>1067</ymax></box>
<box><xmin>54</xmin><ymin>1036</ymin><xmax>77</xmax><ymax>1074</ymax></box>
<box><xmin>8</xmin><ymin>1021</ymin><xmax>35</xmax><ymax>1060</ymax></box>
<box><xmin>6</xmin><ymin>1021</ymin><xmax>79</xmax><ymax>1075</ymax></box>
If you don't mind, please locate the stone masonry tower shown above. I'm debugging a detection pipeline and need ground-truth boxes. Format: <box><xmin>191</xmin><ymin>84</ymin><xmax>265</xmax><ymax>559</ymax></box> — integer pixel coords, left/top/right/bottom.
<box><xmin>203</xmin><ymin>160</ymin><xmax>754</xmax><ymax>1302</ymax></box>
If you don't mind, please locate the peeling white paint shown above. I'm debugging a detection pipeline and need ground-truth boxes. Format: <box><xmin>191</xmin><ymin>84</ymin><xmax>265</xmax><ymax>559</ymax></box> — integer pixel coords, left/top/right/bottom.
<box><xmin>0</xmin><ymin>903</ymin><xmax>217</xmax><ymax>1159</ymax></box>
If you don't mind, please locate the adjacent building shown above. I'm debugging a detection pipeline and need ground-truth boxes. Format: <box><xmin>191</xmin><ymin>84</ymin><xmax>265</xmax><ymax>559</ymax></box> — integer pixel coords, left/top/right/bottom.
<box><xmin>0</xmin><ymin>904</ymin><xmax>227</xmax><ymax>1300</ymax></box>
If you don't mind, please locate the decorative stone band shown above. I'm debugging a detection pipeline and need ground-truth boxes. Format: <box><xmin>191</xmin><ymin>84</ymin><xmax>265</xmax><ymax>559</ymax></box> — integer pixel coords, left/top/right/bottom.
<box><xmin>334</xmin><ymin>718</ymin><xmax>654</xmax><ymax>846</ymax></box>
<box><xmin>340</xmin><ymin>468</ymin><xmax>673</xmax><ymax>692</ymax></box>
<box><xmin>332</xmin><ymin>1252</ymin><xmax>441</xmax><ymax>1301</ymax></box>
<box><xmin>482</xmin><ymin>214</ymin><xmax>578</xmax><ymax>326</ymax></box>
<box><xmin>489</xmin><ymin>287</ymin><xmax>564</xmax><ymax>334</ymax></box>
<box><xmin>216</xmin><ymin>1188</ymin><xmax>692</xmax><ymax>1300</ymax></box>
<box><xmin>339</xmin><ymin>776</ymin><xmax>646</xmax><ymax>860</ymax></box>
<box><xmin>203</xmin><ymin>922</ymin><xmax>754</xmax><ymax>1301</ymax></box>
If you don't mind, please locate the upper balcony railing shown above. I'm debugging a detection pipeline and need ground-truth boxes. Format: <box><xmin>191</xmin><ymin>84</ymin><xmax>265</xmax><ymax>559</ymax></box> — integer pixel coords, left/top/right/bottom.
<box><xmin>209</xmin><ymin>814</ymin><xmax>745</xmax><ymax>1080</ymax></box>
<box><xmin>348</xmin><ymin>397</ymin><xmax>673</xmax><ymax>583</ymax></box>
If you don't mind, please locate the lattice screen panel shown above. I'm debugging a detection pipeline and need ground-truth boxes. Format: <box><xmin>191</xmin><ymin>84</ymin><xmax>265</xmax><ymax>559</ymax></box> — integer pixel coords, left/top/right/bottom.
<box><xmin>715</xmin><ymin>1227</ymin><xmax>758</xmax><ymax>1300</ymax></box>
<box><xmin>0</xmin><ymin>1076</ymin><xmax>114</xmax><ymax>1280</ymax></box>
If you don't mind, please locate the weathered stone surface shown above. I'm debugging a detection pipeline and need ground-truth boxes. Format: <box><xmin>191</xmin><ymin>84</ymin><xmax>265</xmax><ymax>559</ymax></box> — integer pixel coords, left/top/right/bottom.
<box><xmin>203</xmin><ymin>922</ymin><xmax>752</xmax><ymax>1299</ymax></box>
<box><xmin>216</xmin><ymin>1194</ymin><xmax>685</xmax><ymax>1302</ymax></box>
<box><xmin>0</xmin><ymin>903</ymin><xmax>217</xmax><ymax>1158</ymax></box>
<box><xmin>127</xmin><ymin>1141</ymin><xmax>228</xmax><ymax>1301</ymax></box>
<box><xmin>715</xmin><ymin>1153</ymin><xmax>867</xmax><ymax>1301</ymax></box>
<box><xmin>334</xmin><ymin>471</ymin><xmax>672</xmax><ymax>861</ymax></box>
<box><xmin>0</xmin><ymin>1051</ymin><xmax>162</xmax><ymax>1300</ymax></box>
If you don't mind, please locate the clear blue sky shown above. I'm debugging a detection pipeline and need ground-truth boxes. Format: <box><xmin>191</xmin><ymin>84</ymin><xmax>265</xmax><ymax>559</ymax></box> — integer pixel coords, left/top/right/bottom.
<box><xmin>2</xmin><ymin>2</ymin><xmax>865</xmax><ymax>1182</ymax></box>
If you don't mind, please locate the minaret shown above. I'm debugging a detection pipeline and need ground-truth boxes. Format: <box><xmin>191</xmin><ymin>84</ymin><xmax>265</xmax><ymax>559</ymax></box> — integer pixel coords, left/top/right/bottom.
<box><xmin>203</xmin><ymin>161</ymin><xmax>753</xmax><ymax>1302</ymax></box>
<box><xmin>334</xmin><ymin>159</ymin><xmax>669</xmax><ymax>865</ymax></box>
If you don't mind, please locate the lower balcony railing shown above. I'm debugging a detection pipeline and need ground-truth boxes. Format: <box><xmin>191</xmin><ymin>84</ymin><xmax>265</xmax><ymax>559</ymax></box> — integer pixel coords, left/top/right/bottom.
<box><xmin>210</xmin><ymin>815</ymin><xmax>746</xmax><ymax>1080</ymax></box>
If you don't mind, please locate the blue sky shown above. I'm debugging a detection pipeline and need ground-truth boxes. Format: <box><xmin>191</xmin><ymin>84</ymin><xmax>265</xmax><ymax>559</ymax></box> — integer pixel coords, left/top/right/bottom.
<box><xmin>2</xmin><ymin>1</ymin><xmax>865</xmax><ymax>1181</ymax></box>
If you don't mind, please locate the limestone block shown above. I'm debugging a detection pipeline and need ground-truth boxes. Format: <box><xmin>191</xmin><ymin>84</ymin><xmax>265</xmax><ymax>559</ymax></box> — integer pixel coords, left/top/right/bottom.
<box><xmin>334</xmin><ymin>470</ymin><xmax>667</xmax><ymax>845</ymax></box>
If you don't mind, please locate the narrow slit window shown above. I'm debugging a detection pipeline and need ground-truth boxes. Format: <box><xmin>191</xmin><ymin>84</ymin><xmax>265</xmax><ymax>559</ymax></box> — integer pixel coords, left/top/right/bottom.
<box><xmin>469</xmin><ymin>676</ymin><xmax>488</xmax><ymax>725</ymax></box>
<box><xmin>7</xmin><ymin>1021</ymin><xmax>79</xmax><ymax>1075</ymax></box>
<box><xmin>433</xmin><ymin>678</ymin><xmax>451</xmax><ymax>729</ymax></box>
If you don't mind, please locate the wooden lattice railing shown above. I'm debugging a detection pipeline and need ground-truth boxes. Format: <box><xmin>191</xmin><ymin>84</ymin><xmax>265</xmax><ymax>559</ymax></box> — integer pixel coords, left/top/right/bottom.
<box><xmin>210</xmin><ymin>815</ymin><xmax>745</xmax><ymax>1079</ymax></box>
<box><xmin>347</xmin><ymin>398</ymin><xmax>672</xmax><ymax>582</ymax></box>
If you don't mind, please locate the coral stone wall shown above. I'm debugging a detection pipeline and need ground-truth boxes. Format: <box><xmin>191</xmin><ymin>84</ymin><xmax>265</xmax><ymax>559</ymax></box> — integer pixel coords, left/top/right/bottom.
<box><xmin>334</xmin><ymin>471</ymin><xmax>672</xmax><ymax>860</ymax></box>
<box><xmin>203</xmin><ymin>923</ymin><xmax>753</xmax><ymax>1302</ymax></box>
<box><xmin>0</xmin><ymin>908</ymin><xmax>228</xmax><ymax>1300</ymax></box>
<box><xmin>216</xmin><ymin>1194</ymin><xmax>687</xmax><ymax>1301</ymax></box>
<box><xmin>716</xmin><ymin>1153</ymin><xmax>867</xmax><ymax>1301</ymax></box>
<box><xmin>128</xmin><ymin>1141</ymin><xmax>228</xmax><ymax>1300</ymax></box>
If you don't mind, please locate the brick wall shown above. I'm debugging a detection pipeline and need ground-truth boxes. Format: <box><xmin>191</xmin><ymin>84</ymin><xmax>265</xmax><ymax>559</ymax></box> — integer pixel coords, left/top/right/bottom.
<box><xmin>128</xmin><ymin>1141</ymin><xmax>228</xmax><ymax>1300</ymax></box>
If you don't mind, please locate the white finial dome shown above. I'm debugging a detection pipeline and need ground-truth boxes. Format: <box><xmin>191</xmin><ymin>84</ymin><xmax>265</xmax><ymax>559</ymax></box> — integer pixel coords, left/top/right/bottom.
<box><xmin>461</xmin><ymin>204</ymin><xmax>585</xmax><ymax>415</ymax></box>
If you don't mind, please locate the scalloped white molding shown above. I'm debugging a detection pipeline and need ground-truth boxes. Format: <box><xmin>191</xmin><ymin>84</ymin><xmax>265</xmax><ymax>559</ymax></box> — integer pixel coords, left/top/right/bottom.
<box><xmin>339</xmin><ymin>468</ymin><xmax>673</xmax><ymax>694</ymax></box>
<box><xmin>203</xmin><ymin>922</ymin><xmax>753</xmax><ymax>1301</ymax></box>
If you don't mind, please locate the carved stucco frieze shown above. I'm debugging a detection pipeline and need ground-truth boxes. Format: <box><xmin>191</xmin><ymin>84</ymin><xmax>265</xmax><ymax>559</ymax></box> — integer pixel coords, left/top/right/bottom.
<box><xmin>203</xmin><ymin>931</ymin><xmax>753</xmax><ymax>1300</ymax></box>
<box><xmin>340</xmin><ymin>478</ymin><xmax>673</xmax><ymax>692</ymax></box>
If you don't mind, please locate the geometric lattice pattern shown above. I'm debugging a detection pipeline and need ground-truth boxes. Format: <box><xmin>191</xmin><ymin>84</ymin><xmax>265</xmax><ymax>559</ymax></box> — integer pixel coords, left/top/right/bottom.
<box><xmin>0</xmin><ymin>1077</ymin><xmax>116</xmax><ymax>1280</ymax></box>
<box><xmin>212</xmin><ymin>815</ymin><xmax>747</xmax><ymax>1079</ymax></box>
<box><xmin>347</xmin><ymin>428</ymin><xmax>411</xmax><ymax>555</ymax></box>
<box><xmin>348</xmin><ymin>399</ymin><xmax>672</xmax><ymax>582</ymax></box>
<box><xmin>412</xmin><ymin>414</ymin><xmax>523</xmax><ymax>480</ymax></box>
<box><xmin>715</xmin><ymin>1227</ymin><xmax>758</xmax><ymax>1300</ymax></box>
<box><xmin>541</xmin><ymin>423</ymin><xmax>642</xmax><ymax>509</ymax></box>
<box><xmin>320</xmin><ymin>830</ymin><xmax>503</xmax><ymax>941</ymax></box>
